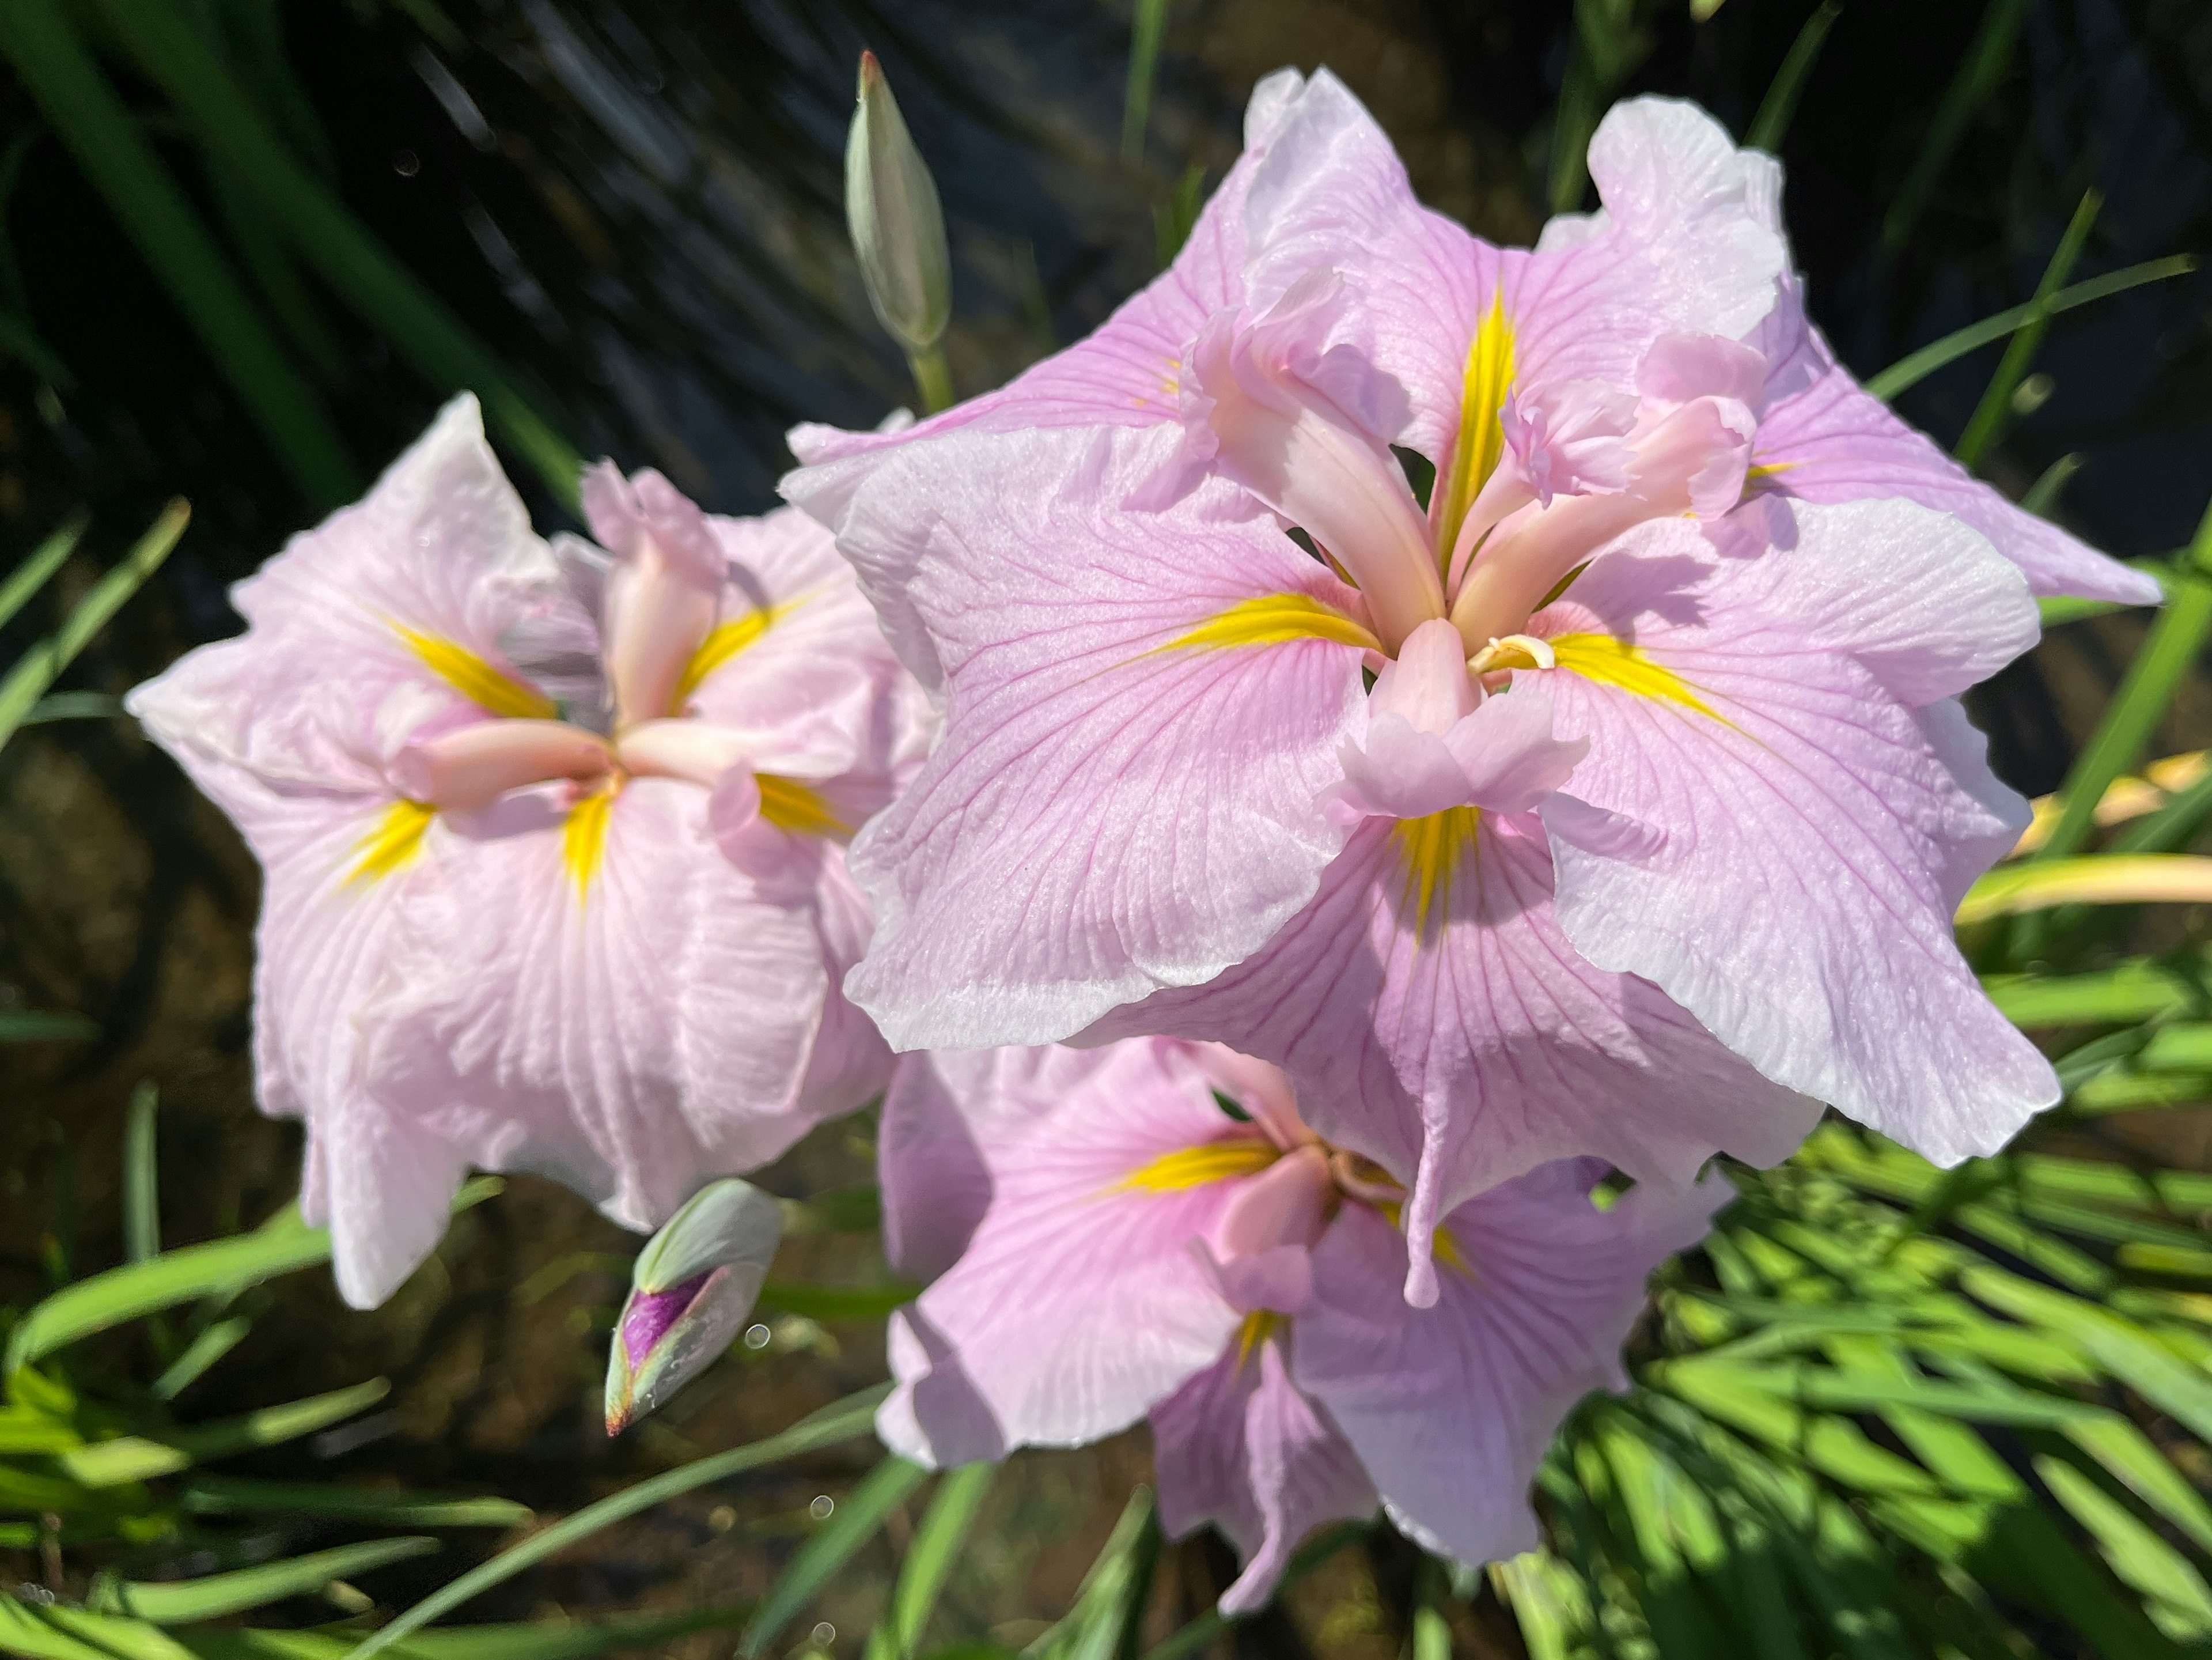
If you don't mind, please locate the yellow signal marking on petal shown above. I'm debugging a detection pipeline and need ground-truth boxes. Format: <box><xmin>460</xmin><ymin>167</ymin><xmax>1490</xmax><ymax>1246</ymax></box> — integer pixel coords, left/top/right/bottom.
<box><xmin>1115</xmin><ymin>1137</ymin><xmax>1282</xmax><ymax>1192</ymax></box>
<box><xmin>1373</xmin><ymin>1200</ymin><xmax>1476</xmax><ymax>1280</ymax></box>
<box><xmin>1391</xmin><ymin>805</ymin><xmax>1482</xmax><ymax>939</ymax></box>
<box><xmin>1157</xmin><ymin>593</ymin><xmax>1381</xmax><ymax>655</ymax></box>
<box><xmin>346</xmin><ymin>799</ymin><xmax>435</xmax><ymax>887</ymax></box>
<box><xmin>1235</xmin><ymin>1309</ymin><xmax>1283</xmax><ymax>1371</ymax></box>
<box><xmin>393</xmin><ymin>625</ymin><xmax>555</xmax><ymax>719</ymax></box>
<box><xmin>1550</xmin><ymin>633</ymin><xmax>1727</xmax><ymax>724</ymax></box>
<box><xmin>1744</xmin><ymin>460</ymin><xmax>1800</xmax><ymax>483</ymax></box>
<box><xmin>563</xmin><ymin>787</ymin><xmax>616</xmax><ymax>897</ymax></box>
<box><xmin>756</xmin><ymin>775</ymin><xmax>852</xmax><ymax>840</ymax></box>
<box><xmin>671</xmin><ymin>599</ymin><xmax>804</xmax><ymax>711</ymax></box>
<box><xmin>1433</xmin><ymin>291</ymin><xmax>1517</xmax><ymax>567</ymax></box>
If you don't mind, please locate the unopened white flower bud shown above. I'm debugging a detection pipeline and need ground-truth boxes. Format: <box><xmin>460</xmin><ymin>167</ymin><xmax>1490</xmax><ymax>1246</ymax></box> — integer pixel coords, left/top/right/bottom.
<box><xmin>844</xmin><ymin>50</ymin><xmax>951</xmax><ymax>357</ymax></box>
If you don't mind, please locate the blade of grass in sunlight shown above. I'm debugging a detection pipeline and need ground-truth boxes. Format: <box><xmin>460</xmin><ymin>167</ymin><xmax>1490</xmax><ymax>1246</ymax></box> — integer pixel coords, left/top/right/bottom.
<box><xmin>347</xmin><ymin>1385</ymin><xmax>892</xmax><ymax>1660</ymax></box>
<box><xmin>740</xmin><ymin>1454</ymin><xmax>929</xmax><ymax>1657</ymax></box>
<box><xmin>1120</xmin><ymin>0</ymin><xmax>1170</xmax><ymax>167</ymax></box>
<box><xmin>1955</xmin><ymin>190</ymin><xmax>2100</xmax><ymax>469</ymax></box>
<box><xmin>5</xmin><ymin>1179</ymin><xmax>499</xmax><ymax>1371</ymax></box>
<box><xmin>0</xmin><ymin>513</ymin><xmax>87</xmax><ymax>632</ymax></box>
<box><xmin>0</xmin><ymin>500</ymin><xmax>189</xmax><ymax>750</ymax></box>
<box><xmin>1960</xmin><ymin>856</ymin><xmax>2212</xmax><ymax>926</ymax></box>
<box><xmin>0</xmin><ymin>3</ymin><xmax>354</xmax><ymax>508</ymax></box>
<box><xmin>181</xmin><ymin>1476</ymin><xmax>530</xmax><ymax>1529</ymax></box>
<box><xmin>866</xmin><ymin>1461</ymin><xmax>994</xmax><ymax>1660</ymax></box>
<box><xmin>1866</xmin><ymin>255</ymin><xmax>2196</xmax><ymax>402</ymax></box>
<box><xmin>1879</xmin><ymin>0</ymin><xmax>2031</xmax><ymax>258</ymax></box>
<box><xmin>92</xmin><ymin>0</ymin><xmax>584</xmax><ymax>511</ymax></box>
<box><xmin>2016</xmin><ymin>493</ymin><xmax>2212</xmax><ymax>883</ymax></box>
<box><xmin>91</xmin><ymin>1540</ymin><xmax>440</xmax><ymax>1624</ymax></box>
<box><xmin>58</xmin><ymin>1378</ymin><xmax>392</xmax><ymax>1487</ymax></box>
<box><xmin>1745</xmin><ymin>1</ymin><xmax>1843</xmax><ymax>153</ymax></box>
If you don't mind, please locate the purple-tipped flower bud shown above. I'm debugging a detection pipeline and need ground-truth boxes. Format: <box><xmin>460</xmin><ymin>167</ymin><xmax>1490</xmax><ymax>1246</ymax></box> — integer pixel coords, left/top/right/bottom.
<box><xmin>845</xmin><ymin>51</ymin><xmax>950</xmax><ymax>357</ymax></box>
<box><xmin>604</xmin><ymin>1178</ymin><xmax>782</xmax><ymax>1434</ymax></box>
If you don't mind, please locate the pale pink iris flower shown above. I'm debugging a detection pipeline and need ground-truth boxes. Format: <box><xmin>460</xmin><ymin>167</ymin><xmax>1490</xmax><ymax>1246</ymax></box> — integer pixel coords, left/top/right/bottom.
<box><xmin>877</xmin><ymin>1039</ymin><xmax>1727</xmax><ymax>1612</ymax></box>
<box><xmin>785</xmin><ymin>71</ymin><xmax>2090</xmax><ymax>1302</ymax></box>
<box><xmin>127</xmin><ymin>396</ymin><xmax>926</xmax><ymax>1307</ymax></box>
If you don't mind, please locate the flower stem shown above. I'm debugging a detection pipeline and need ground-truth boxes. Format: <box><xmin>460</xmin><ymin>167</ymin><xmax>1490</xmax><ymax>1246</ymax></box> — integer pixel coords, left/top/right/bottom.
<box><xmin>906</xmin><ymin>343</ymin><xmax>953</xmax><ymax>414</ymax></box>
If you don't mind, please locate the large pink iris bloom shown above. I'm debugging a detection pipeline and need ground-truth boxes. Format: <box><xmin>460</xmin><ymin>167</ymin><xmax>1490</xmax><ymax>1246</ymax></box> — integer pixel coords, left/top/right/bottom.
<box><xmin>785</xmin><ymin>71</ymin><xmax>2089</xmax><ymax>1301</ymax></box>
<box><xmin>127</xmin><ymin>397</ymin><xmax>926</xmax><ymax>1307</ymax></box>
<box><xmin>878</xmin><ymin>1039</ymin><xmax>1726</xmax><ymax>1611</ymax></box>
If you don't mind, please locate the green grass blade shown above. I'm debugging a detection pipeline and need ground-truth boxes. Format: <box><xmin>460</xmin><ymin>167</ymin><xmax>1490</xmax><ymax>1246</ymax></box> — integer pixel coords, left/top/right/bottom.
<box><xmin>124</xmin><ymin>1081</ymin><xmax>161</xmax><ymax>1264</ymax></box>
<box><xmin>2059</xmin><ymin>1416</ymin><xmax>2212</xmax><ymax>1557</ymax></box>
<box><xmin>150</xmin><ymin>1316</ymin><xmax>252</xmax><ymax>1401</ymax></box>
<box><xmin>92</xmin><ymin>1539</ymin><xmax>438</xmax><ymax>1624</ymax></box>
<box><xmin>880</xmin><ymin>1461</ymin><xmax>994</xmax><ymax>1659</ymax></box>
<box><xmin>24</xmin><ymin>691</ymin><xmax>125</xmax><ymax>725</ymax></box>
<box><xmin>0</xmin><ymin>1600</ymin><xmax>123</xmax><ymax>1660</ymax></box>
<box><xmin>1488</xmin><ymin>1551</ymin><xmax>1587</xmax><ymax>1660</ymax></box>
<box><xmin>1985</xmin><ymin>960</ymin><xmax>2195</xmax><ymax>1027</ymax></box>
<box><xmin>740</xmin><ymin>1454</ymin><xmax>928</xmax><ymax>1658</ymax></box>
<box><xmin>0</xmin><ymin>3</ymin><xmax>353</xmax><ymax>507</ymax></box>
<box><xmin>1879</xmin><ymin>0</ymin><xmax>2031</xmax><ymax>256</ymax></box>
<box><xmin>0</xmin><ymin>512</ymin><xmax>87</xmax><ymax>632</ymax></box>
<box><xmin>1954</xmin><ymin>189</ymin><xmax>2100</xmax><ymax>470</ymax></box>
<box><xmin>0</xmin><ymin>1008</ymin><xmax>99</xmax><ymax>1043</ymax></box>
<box><xmin>2024</xmin><ymin>493</ymin><xmax>2212</xmax><ymax>872</ymax></box>
<box><xmin>754</xmin><ymin>1280</ymin><xmax>918</xmax><ymax>1322</ymax></box>
<box><xmin>1865</xmin><ymin>254</ymin><xmax>2195</xmax><ymax>400</ymax></box>
<box><xmin>7</xmin><ymin>1179</ymin><xmax>497</xmax><ymax>1371</ymax></box>
<box><xmin>0</xmin><ymin>500</ymin><xmax>190</xmax><ymax>750</ymax></box>
<box><xmin>346</xmin><ymin>1385</ymin><xmax>891</xmax><ymax>1660</ymax></box>
<box><xmin>59</xmin><ymin>1378</ymin><xmax>389</xmax><ymax>1486</ymax></box>
<box><xmin>1746</xmin><ymin>0</ymin><xmax>1842</xmax><ymax>152</ymax></box>
<box><xmin>1120</xmin><ymin>0</ymin><xmax>1169</xmax><ymax>167</ymax></box>
<box><xmin>92</xmin><ymin>0</ymin><xmax>581</xmax><ymax>510</ymax></box>
<box><xmin>187</xmin><ymin>1608</ymin><xmax>756</xmax><ymax>1660</ymax></box>
<box><xmin>181</xmin><ymin>1474</ymin><xmax>529</xmax><ymax>1529</ymax></box>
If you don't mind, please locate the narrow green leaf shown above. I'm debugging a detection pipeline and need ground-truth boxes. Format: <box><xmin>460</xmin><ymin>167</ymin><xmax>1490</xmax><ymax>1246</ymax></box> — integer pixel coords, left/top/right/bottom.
<box><xmin>92</xmin><ymin>0</ymin><xmax>582</xmax><ymax>509</ymax></box>
<box><xmin>1488</xmin><ymin>1551</ymin><xmax>1588</xmax><ymax>1660</ymax></box>
<box><xmin>181</xmin><ymin>1474</ymin><xmax>530</xmax><ymax>1529</ymax></box>
<box><xmin>347</xmin><ymin>1385</ymin><xmax>891</xmax><ymax>1660</ymax></box>
<box><xmin>151</xmin><ymin>1317</ymin><xmax>252</xmax><ymax>1401</ymax></box>
<box><xmin>1866</xmin><ymin>254</ymin><xmax>2195</xmax><ymax>400</ymax></box>
<box><xmin>2060</xmin><ymin>1414</ymin><xmax>2212</xmax><ymax>1557</ymax></box>
<box><xmin>0</xmin><ymin>500</ymin><xmax>190</xmax><ymax>750</ymax></box>
<box><xmin>1745</xmin><ymin>0</ymin><xmax>1842</xmax><ymax>152</ymax></box>
<box><xmin>0</xmin><ymin>512</ymin><xmax>86</xmax><ymax>631</ymax></box>
<box><xmin>2020</xmin><ymin>491</ymin><xmax>2212</xmax><ymax>872</ymax></box>
<box><xmin>0</xmin><ymin>1009</ymin><xmax>99</xmax><ymax>1043</ymax></box>
<box><xmin>1407</xmin><ymin>1557</ymin><xmax>1453</xmax><ymax>1660</ymax></box>
<box><xmin>2037</xmin><ymin>1457</ymin><xmax>2212</xmax><ymax>1639</ymax></box>
<box><xmin>0</xmin><ymin>3</ymin><xmax>353</xmax><ymax>506</ymax></box>
<box><xmin>878</xmin><ymin>1461</ymin><xmax>993</xmax><ymax>1659</ymax></box>
<box><xmin>1985</xmin><ymin>959</ymin><xmax>2195</xmax><ymax>1027</ymax></box>
<box><xmin>1955</xmin><ymin>188</ymin><xmax>2100</xmax><ymax>469</ymax></box>
<box><xmin>1037</xmin><ymin>1487</ymin><xmax>1158</xmax><ymax>1660</ymax></box>
<box><xmin>59</xmin><ymin>1378</ymin><xmax>389</xmax><ymax>1485</ymax></box>
<box><xmin>23</xmin><ymin>691</ymin><xmax>124</xmax><ymax>725</ymax></box>
<box><xmin>0</xmin><ymin>1599</ymin><xmax>125</xmax><ymax>1660</ymax></box>
<box><xmin>1134</xmin><ymin>1522</ymin><xmax>1365</xmax><ymax>1660</ymax></box>
<box><xmin>7</xmin><ymin>1180</ymin><xmax>498</xmax><ymax>1371</ymax></box>
<box><xmin>91</xmin><ymin>1539</ymin><xmax>438</xmax><ymax>1624</ymax></box>
<box><xmin>1965</xmin><ymin>1266</ymin><xmax>2212</xmax><ymax>1443</ymax></box>
<box><xmin>754</xmin><ymin>1279</ymin><xmax>918</xmax><ymax>1321</ymax></box>
<box><xmin>741</xmin><ymin>1455</ymin><xmax>927</xmax><ymax>1658</ymax></box>
<box><xmin>1119</xmin><ymin>0</ymin><xmax>1169</xmax><ymax>166</ymax></box>
<box><xmin>124</xmin><ymin>1081</ymin><xmax>160</xmax><ymax>1265</ymax></box>
<box><xmin>185</xmin><ymin>1608</ymin><xmax>755</xmax><ymax>1660</ymax></box>
<box><xmin>1879</xmin><ymin>0</ymin><xmax>2031</xmax><ymax>255</ymax></box>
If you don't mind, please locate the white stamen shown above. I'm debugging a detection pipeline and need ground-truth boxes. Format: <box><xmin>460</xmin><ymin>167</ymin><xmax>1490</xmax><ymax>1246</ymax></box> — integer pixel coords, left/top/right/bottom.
<box><xmin>1469</xmin><ymin>633</ymin><xmax>1555</xmax><ymax>674</ymax></box>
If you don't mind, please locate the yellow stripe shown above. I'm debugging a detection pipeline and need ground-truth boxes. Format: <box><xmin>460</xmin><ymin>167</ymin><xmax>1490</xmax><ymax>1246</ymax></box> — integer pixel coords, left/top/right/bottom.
<box><xmin>1374</xmin><ymin>1200</ymin><xmax>1476</xmax><ymax>1279</ymax></box>
<box><xmin>346</xmin><ymin>799</ymin><xmax>434</xmax><ymax>886</ymax></box>
<box><xmin>756</xmin><ymin>776</ymin><xmax>852</xmax><ymax>840</ymax></box>
<box><xmin>563</xmin><ymin>788</ymin><xmax>616</xmax><ymax>897</ymax></box>
<box><xmin>1433</xmin><ymin>292</ymin><xmax>1516</xmax><ymax>566</ymax></box>
<box><xmin>1551</xmin><ymin>633</ymin><xmax>1725</xmax><ymax>723</ymax></box>
<box><xmin>1391</xmin><ymin>805</ymin><xmax>1481</xmax><ymax>939</ymax></box>
<box><xmin>1115</xmin><ymin>1137</ymin><xmax>1281</xmax><ymax>1192</ymax></box>
<box><xmin>393</xmin><ymin>625</ymin><xmax>555</xmax><ymax>719</ymax></box>
<box><xmin>672</xmin><ymin>600</ymin><xmax>802</xmax><ymax>710</ymax></box>
<box><xmin>1234</xmin><ymin>1309</ymin><xmax>1282</xmax><ymax>1371</ymax></box>
<box><xmin>1744</xmin><ymin>460</ymin><xmax>1799</xmax><ymax>484</ymax></box>
<box><xmin>1155</xmin><ymin>593</ymin><xmax>1380</xmax><ymax>655</ymax></box>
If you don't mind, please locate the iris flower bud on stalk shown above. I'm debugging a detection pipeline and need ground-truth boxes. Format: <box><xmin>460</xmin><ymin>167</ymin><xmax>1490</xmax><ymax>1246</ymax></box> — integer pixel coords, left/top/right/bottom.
<box><xmin>604</xmin><ymin>1178</ymin><xmax>783</xmax><ymax>1434</ymax></box>
<box><xmin>846</xmin><ymin>50</ymin><xmax>955</xmax><ymax>414</ymax></box>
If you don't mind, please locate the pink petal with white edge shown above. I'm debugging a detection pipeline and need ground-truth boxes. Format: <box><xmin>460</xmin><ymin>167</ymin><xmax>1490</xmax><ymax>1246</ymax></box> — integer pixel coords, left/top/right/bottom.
<box><xmin>1152</xmin><ymin>1340</ymin><xmax>1376</xmax><ymax>1616</ymax></box>
<box><xmin>1293</xmin><ymin>1166</ymin><xmax>1730</xmax><ymax>1570</ymax></box>
<box><xmin>1751</xmin><ymin>316</ymin><xmax>2160</xmax><ymax>607</ymax></box>
<box><xmin>783</xmin><ymin>67</ymin><xmax>1327</xmax><ymax>513</ymax></box>
<box><xmin>1241</xmin><ymin>84</ymin><xmax>1784</xmax><ymax>466</ymax></box>
<box><xmin>815</xmin><ymin>425</ymin><xmax>1368</xmax><ymax>1050</ymax></box>
<box><xmin>1089</xmin><ymin>813</ymin><xmax>1816</xmax><ymax>1305</ymax></box>
<box><xmin>875</xmin><ymin>1041</ymin><xmax>1256</xmax><ymax>1464</ymax></box>
<box><xmin>130</xmin><ymin>394</ymin><xmax>572</xmax><ymax>796</ymax></box>
<box><xmin>362</xmin><ymin>778</ymin><xmax>887</xmax><ymax>1240</ymax></box>
<box><xmin>1532</xmin><ymin>517</ymin><xmax>2058</xmax><ymax>1163</ymax></box>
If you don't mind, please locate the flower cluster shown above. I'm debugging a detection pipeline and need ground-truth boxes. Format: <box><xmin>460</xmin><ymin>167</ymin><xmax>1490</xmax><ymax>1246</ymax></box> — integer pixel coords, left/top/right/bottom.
<box><xmin>132</xmin><ymin>67</ymin><xmax>2153</xmax><ymax>1612</ymax></box>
